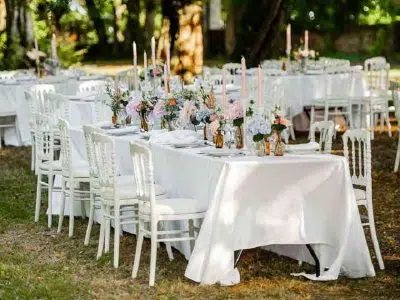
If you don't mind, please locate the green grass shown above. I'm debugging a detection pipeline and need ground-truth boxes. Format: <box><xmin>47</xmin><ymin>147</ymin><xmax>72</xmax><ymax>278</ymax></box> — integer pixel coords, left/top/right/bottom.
<box><xmin>0</xmin><ymin>134</ymin><xmax>400</xmax><ymax>299</ymax></box>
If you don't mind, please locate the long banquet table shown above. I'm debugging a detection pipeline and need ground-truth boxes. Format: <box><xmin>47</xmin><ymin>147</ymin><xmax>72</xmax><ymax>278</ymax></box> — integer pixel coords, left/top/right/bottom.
<box><xmin>51</xmin><ymin>126</ymin><xmax>375</xmax><ymax>285</ymax></box>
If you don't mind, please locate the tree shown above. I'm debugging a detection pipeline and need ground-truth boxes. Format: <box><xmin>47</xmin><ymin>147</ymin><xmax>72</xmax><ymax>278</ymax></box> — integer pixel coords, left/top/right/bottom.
<box><xmin>123</xmin><ymin>0</ymin><xmax>141</xmax><ymax>53</ymax></box>
<box><xmin>86</xmin><ymin>0</ymin><xmax>108</xmax><ymax>54</ymax></box>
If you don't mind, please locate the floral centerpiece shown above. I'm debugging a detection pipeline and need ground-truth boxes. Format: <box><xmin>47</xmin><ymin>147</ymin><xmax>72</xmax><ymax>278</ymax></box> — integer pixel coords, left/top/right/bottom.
<box><xmin>105</xmin><ymin>84</ymin><xmax>129</xmax><ymax>126</ymax></box>
<box><xmin>247</xmin><ymin>117</ymin><xmax>272</xmax><ymax>156</ymax></box>
<box><xmin>43</xmin><ymin>58</ymin><xmax>60</xmax><ymax>76</ymax></box>
<box><xmin>225</xmin><ymin>100</ymin><xmax>244</xmax><ymax>149</ymax></box>
<box><xmin>126</xmin><ymin>88</ymin><xmax>165</xmax><ymax>131</ymax></box>
<box><xmin>271</xmin><ymin>105</ymin><xmax>290</xmax><ymax>156</ymax></box>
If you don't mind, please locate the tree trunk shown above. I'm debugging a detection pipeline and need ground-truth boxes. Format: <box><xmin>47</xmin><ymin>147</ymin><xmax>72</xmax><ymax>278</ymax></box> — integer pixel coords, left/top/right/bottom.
<box><xmin>3</xmin><ymin>0</ymin><xmax>16</xmax><ymax>69</ymax></box>
<box><xmin>111</xmin><ymin>0</ymin><xmax>119</xmax><ymax>56</ymax></box>
<box><xmin>231</xmin><ymin>0</ymin><xmax>284</xmax><ymax>66</ymax></box>
<box><xmin>123</xmin><ymin>0</ymin><xmax>140</xmax><ymax>53</ymax></box>
<box><xmin>86</xmin><ymin>0</ymin><xmax>108</xmax><ymax>47</ymax></box>
<box><xmin>144</xmin><ymin>0</ymin><xmax>156</xmax><ymax>42</ymax></box>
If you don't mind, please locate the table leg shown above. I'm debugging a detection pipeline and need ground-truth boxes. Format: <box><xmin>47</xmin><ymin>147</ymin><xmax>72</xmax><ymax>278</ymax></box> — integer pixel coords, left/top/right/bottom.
<box><xmin>306</xmin><ymin>244</ymin><xmax>320</xmax><ymax>277</ymax></box>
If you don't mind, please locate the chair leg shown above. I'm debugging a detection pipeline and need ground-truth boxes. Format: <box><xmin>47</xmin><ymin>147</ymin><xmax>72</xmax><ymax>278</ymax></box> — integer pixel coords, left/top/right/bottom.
<box><xmin>308</xmin><ymin>106</ymin><xmax>315</xmax><ymax>140</ymax></box>
<box><xmin>57</xmin><ymin>178</ymin><xmax>66</xmax><ymax>233</ymax></box>
<box><xmin>31</xmin><ymin>134</ymin><xmax>35</xmax><ymax>171</ymax></box>
<box><xmin>149</xmin><ymin>221</ymin><xmax>158</xmax><ymax>286</ymax></box>
<box><xmin>385</xmin><ymin>109</ymin><xmax>392</xmax><ymax>137</ymax></box>
<box><xmin>68</xmin><ymin>179</ymin><xmax>75</xmax><ymax>238</ymax></box>
<box><xmin>370</xmin><ymin>108</ymin><xmax>375</xmax><ymax>140</ymax></box>
<box><xmin>132</xmin><ymin>220</ymin><xmax>144</xmax><ymax>279</ymax></box>
<box><xmin>97</xmin><ymin>204</ymin><xmax>105</xmax><ymax>259</ymax></box>
<box><xmin>113</xmin><ymin>206</ymin><xmax>120</xmax><ymax>268</ymax></box>
<box><xmin>105</xmin><ymin>205</ymin><xmax>111</xmax><ymax>253</ymax></box>
<box><xmin>188</xmin><ymin>219</ymin><xmax>195</xmax><ymax>253</ymax></box>
<box><xmin>367</xmin><ymin>209</ymin><xmax>385</xmax><ymax>270</ymax></box>
<box><xmin>34</xmin><ymin>171</ymin><xmax>42</xmax><ymax>223</ymax></box>
<box><xmin>47</xmin><ymin>173</ymin><xmax>54</xmax><ymax>228</ymax></box>
<box><xmin>84</xmin><ymin>191</ymin><xmax>95</xmax><ymax>245</ymax></box>
<box><xmin>394</xmin><ymin>135</ymin><xmax>400</xmax><ymax>172</ymax></box>
<box><xmin>380</xmin><ymin>113</ymin><xmax>384</xmax><ymax>134</ymax></box>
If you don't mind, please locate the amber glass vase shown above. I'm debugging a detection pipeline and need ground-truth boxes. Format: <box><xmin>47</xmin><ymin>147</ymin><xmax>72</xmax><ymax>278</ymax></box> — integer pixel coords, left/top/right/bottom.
<box><xmin>140</xmin><ymin>114</ymin><xmax>149</xmax><ymax>132</ymax></box>
<box><xmin>215</xmin><ymin>129</ymin><xmax>224</xmax><ymax>148</ymax></box>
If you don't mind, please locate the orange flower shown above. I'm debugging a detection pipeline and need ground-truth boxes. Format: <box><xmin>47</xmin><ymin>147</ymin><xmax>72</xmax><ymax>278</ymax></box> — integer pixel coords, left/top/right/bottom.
<box><xmin>168</xmin><ymin>98</ymin><xmax>177</xmax><ymax>106</ymax></box>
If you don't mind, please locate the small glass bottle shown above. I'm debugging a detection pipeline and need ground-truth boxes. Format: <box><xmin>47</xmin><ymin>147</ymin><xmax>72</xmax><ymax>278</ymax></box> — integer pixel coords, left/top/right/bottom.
<box><xmin>215</xmin><ymin>129</ymin><xmax>224</xmax><ymax>148</ymax></box>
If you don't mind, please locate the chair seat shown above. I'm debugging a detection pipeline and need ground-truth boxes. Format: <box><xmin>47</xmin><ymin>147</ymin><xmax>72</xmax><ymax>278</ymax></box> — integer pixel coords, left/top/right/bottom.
<box><xmin>354</xmin><ymin>188</ymin><xmax>367</xmax><ymax>206</ymax></box>
<box><xmin>141</xmin><ymin>198</ymin><xmax>207</xmax><ymax>215</ymax></box>
<box><xmin>102</xmin><ymin>182</ymin><xmax>166</xmax><ymax>201</ymax></box>
<box><xmin>40</xmin><ymin>160</ymin><xmax>62</xmax><ymax>171</ymax></box>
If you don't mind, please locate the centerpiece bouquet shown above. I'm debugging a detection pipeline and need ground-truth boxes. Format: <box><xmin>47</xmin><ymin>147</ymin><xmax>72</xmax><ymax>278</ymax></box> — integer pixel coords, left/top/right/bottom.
<box><xmin>43</xmin><ymin>58</ymin><xmax>60</xmax><ymax>76</ymax></box>
<box><xmin>271</xmin><ymin>105</ymin><xmax>290</xmax><ymax>156</ymax></box>
<box><xmin>126</xmin><ymin>88</ymin><xmax>165</xmax><ymax>131</ymax></box>
<box><xmin>247</xmin><ymin>116</ymin><xmax>272</xmax><ymax>156</ymax></box>
<box><xmin>225</xmin><ymin>100</ymin><xmax>245</xmax><ymax>149</ymax></box>
<box><xmin>105</xmin><ymin>83</ymin><xmax>130</xmax><ymax>126</ymax></box>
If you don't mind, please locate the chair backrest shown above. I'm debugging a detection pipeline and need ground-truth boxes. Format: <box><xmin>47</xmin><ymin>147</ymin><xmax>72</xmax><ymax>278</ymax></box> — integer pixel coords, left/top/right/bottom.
<box><xmin>30</xmin><ymin>84</ymin><xmax>56</xmax><ymax>115</ymax></box>
<box><xmin>365</xmin><ymin>62</ymin><xmax>389</xmax><ymax>97</ymax></box>
<box><xmin>342</xmin><ymin>129</ymin><xmax>371</xmax><ymax>188</ymax></box>
<box><xmin>391</xmin><ymin>82</ymin><xmax>400</xmax><ymax>121</ymax></box>
<box><xmin>47</xmin><ymin>92</ymin><xmax>70</xmax><ymax>123</ymax></box>
<box><xmin>92</xmin><ymin>132</ymin><xmax>116</xmax><ymax>190</ymax></box>
<box><xmin>310</xmin><ymin>121</ymin><xmax>335</xmax><ymax>153</ymax></box>
<box><xmin>78</xmin><ymin>80</ymin><xmax>106</xmax><ymax>95</ymax></box>
<box><xmin>34</xmin><ymin>113</ymin><xmax>55</xmax><ymax>162</ymax></box>
<box><xmin>115</xmin><ymin>67</ymin><xmax>137</xmax><ymax>90</ymax></box>
<box><xmin>58</xmin><ymin>118</ymin><xmax>73</xmax><ymax>173</ymax></box>
<box><xmin>83</xmin><ymin>125</ymin><xmax>104</xmax><ymax>179</ymax></box>
<box><xmin>259</xmin><ymin>72</ymin><xmax>286</xmax><ymax>113</ymax></box>
<box><xmin>323</xmin><ymin>65</ymin><xmax>352</xmax><ymax>100</ymax></box>
<box><xmin>223</xmin><ymin>63</ymin><xmax>241</xmax><ymax>86</ymax></box>
<box><xmin>364</xmin><ymin>56</ymin><xmax>386</xmax><ymax>71</ymax></box>
<box><xmin>129</xmin><ymin>141</ymin><xmax>156</xmax><ymax>211</ymax></box>
<box><xmin>0</xmin><ymin>71</ymin><xmax>16</xmax><ymax>81</ymax></box>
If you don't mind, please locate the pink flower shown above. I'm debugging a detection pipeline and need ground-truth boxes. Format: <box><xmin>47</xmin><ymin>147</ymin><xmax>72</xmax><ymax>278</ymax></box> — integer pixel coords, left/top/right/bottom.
<box><xmin>210</xmin><ymin>119</ymin><xmax>220</xmax><ymax>135</ymax></box>
<box><xmin>225</xmin><ymin>101</ymin><xmax>244</xmax><ymax>120</ymax></box>
<box><xmin>274</xmin><ymin>117</ymin><xmax>290</xmax><ymax>126</ymax></box>
<box><xmin>209</xmin><ymin>114</ymin><xmax>218</xmax><ymax>122</ymax></box>
<box><xmin>153</xmin><ymin>100</ymin><xmax>166</xmax><ymax>118</ymax></box>
<box><xmin>126</xmin><ymin>100</ymin><xmax>141</xmax><ymax>116</ymax></box>
<box><xmin>179</xmin><ymin>100</ymin><xmax>196</xmax><ymax>126</ymax></box>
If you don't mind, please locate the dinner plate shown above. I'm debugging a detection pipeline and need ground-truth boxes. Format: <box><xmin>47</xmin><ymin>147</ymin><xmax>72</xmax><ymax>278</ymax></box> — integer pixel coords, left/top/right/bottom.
<box><xmin>199</xmin><ymin>148</ymin><xmax>244</xmax><ymax>157</ymax></box>
<box><xmin>106</xmin><ymin>126</ymin><xmax>139</xmax><ymax>136</ymax></box>
<box><xmin>173</xmin><ymin>141</ymin><xmax>203</xmax><ymax>148</ymax></box>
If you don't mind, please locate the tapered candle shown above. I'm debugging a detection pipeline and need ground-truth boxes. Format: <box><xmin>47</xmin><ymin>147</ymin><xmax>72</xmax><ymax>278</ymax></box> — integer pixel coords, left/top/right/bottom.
<box><xmin>34</xmin><ymin>38</ymin><xmax>39</xmax><ymax>71</ymax></box>
<box><xmin>257</xmin><ymin>65</ymin><xmax>262</xmax><ymax>109</ymax></box>
<box><xmin>166</xmin><ymin>40</ymin><xmax>171</xmax><ymax>75</ymax></box>
<box><xmin>51</xmin><ymin>33</ymin><xmax>57</xmax><ymax>60</ymax></box>
<box><xmin>304</xmin><ymin>30</ymin><xmax>309</xmax><ymax>53</ymax></box>
<box><xmin>286</xmin><ymin>24</ymin><xmax>291</xmax><ymax>55</ymax></box>
<box><xmin>222</xmin><ymin>68</ymin><xmax>227</xmax><ymax>108</ymax></box>
<box><xmin>241</xmin><ymin>56</ymin><xmax>247</xmax><ymax>101</ymax></box>
<box><xmin>133</xmin><ymin>41</ymin><xmax>138</xmax><ymax>90</ymax></box>
<box><xmin>144</xmin><ymin>51</ymin><xmax>148</xmax><ymax>82</ymax></box>
<box><xmin>164</xmin><ymin>64</ymin><xmax>168</xmax><ymax>93</ymax></box>
<box><xmin>151</xmin><ymin>36</ymin><xmax>156</xmax><ymax>66</ymax></box>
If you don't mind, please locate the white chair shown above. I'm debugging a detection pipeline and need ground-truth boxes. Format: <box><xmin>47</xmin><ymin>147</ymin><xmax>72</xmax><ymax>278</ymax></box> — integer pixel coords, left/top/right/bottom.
<box><xmin>25</xmin><ymin>91</ymin><xmax>36</xmax><ymax>171</ymax></box>
<box><xmin>34</xmin><ymin>113</ymin><xmax>62</xmax><ymax>228</ymax></box>
<box><xmin>0</xmin><ymin>71</ymin><xmax>16</xmax><ymax>81</ymax></box>
<box><xmin>91</xmin><ymin>133</ymin><xmax>167</xmax><ymax>268</ymax></box>
<box><xmin>130</xmin><ymin>141</ymin><xmax>207</xmax><ymax>286</ymax></box>
<box><xmin>47</xmin><ymin>92</ymin><xmax>70</xmax><ymax>124</ymax></box>
<box><xmin>364</xmin><ymin>57</ymin><xmax>386</xmax><ymax>71</ymax></box>
<box><xmin>392</xmin><ymin>85</ymin><xmax>400</xmax><ymax>172</ymax></box>
<box><xmin>361</xmin><ymin>62</ymin><xmax>391</xmax><ymax>140</ymax></box>
<box><xmin>310</xmin><ymin>66</ymin><xmax>353</xmax><ymax>136</ymax></box>
<box><xmin>82</xmin><ymin>124</ymin><xmax>104</xmax><ymax>245</ymax></box>
<box><xmin>309</xmin><ymin>121</ymin><xmax>334</xmax><ymax>153</ymax></box>
<box><xmin>30</xmin><ymin>84</ymin><xmax>56</xmax><ymax>115</ymax></box>
<box><xmin>342</xmin><ymin>129</ymin><xmax>384</xmax><ymax>270</ymax></box>
<box><xmin>259</xmin><ymin>72</ymin><xmax>296</xmax><ymax>141</ymax></box>
<box><xmin>78</xmin><ymin>80</ymin><xmax>106</xmax><ymax>95</ymax></box>
<box><xmin>57</xmin><ymin>118</ymin><xmax>91</xmax><ymax>237</ymax></box>
<box><xmin>115</xmin><ymin>68</ymin><xmax>137</xmax><ymax>90</ymax></box>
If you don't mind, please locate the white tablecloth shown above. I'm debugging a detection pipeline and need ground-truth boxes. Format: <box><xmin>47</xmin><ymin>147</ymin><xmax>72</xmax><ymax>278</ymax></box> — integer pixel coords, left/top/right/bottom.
<box><xmin>0</xmin><ymin>80</ymin><xmax>81</xmax><ymax>146</ymax></box>
<box><xmin>52</xmin><ymin>127</ymin><xmax>375</xmax><ymax>284</ymax></box>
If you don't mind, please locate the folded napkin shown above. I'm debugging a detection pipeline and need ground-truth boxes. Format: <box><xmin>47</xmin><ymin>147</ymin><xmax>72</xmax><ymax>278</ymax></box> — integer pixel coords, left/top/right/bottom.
<box><xmin>149</xmin><ymin>130</ymin><xmax>199</xmax><ymax>145</ymax></box>
<box><xmin>1</xmin><ymin>79</ymin><xmax>17</xmax><ymax>85</ymax></box>
<box><xmin>286</xmin><ymin>142</ymin><xmax>320</xmax><ymax>153</ymax></box>
<box><xmin>105</xmin><ymin>126</ymin><xmax>138</xmax><ymax>136</ymax></box>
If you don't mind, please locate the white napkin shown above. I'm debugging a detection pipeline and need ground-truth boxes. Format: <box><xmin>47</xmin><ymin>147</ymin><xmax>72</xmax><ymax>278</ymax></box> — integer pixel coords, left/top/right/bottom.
<box><xmin>105</xmin><ymin>126</ymin><xmax>138</xmax><ymax>136</ymax></box>
<box><xmin>149</xmin><ymin>130</ymin><xmax>199</xmax><ymax>145</ymax></box>
<box><xmin>286</xmin><ymin>142</ymin><xmax>320</xmax><ymax>153</ymax></box>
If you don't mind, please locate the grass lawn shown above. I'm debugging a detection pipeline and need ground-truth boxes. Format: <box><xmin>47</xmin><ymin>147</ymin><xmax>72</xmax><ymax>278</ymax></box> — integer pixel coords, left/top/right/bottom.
<box><xmin>0</xmin><ymin>133</ymin><xmax>400</xmax><ymax>299</ymax></box>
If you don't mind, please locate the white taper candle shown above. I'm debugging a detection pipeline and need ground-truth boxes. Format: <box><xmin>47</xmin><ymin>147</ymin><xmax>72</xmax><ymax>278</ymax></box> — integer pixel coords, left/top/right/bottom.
<box><xmin>151</xmin><ymin>36</ymin><xmax>156</xmax><ymax>67</ymax></box>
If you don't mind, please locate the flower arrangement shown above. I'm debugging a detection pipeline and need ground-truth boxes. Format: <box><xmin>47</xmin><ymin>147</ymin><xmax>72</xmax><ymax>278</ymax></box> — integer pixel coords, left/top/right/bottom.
<box><xmin>247</xmin><ymin>117</ymin><xmax>272</xmax><ymax>142</ymax></box>
<box><xmin>271</xmin><ymin>105</ymin><xmax>290</xmax><ymax>133</ymax></box>
<box><xmin>225</xmin><ymin>100</ymin><xmax>244</xmax><ymax>127</ymax></box>
<box><xmin>105</xmin><ymin>83</ymin><xmax>130</xmax><ymax>118</ymax></box>
<box><xmin>43</xmin><ymin>58</ymin><xmax>60</xmax><ymax>75</ymax></box>
<box><xmin>140</xmin><ymin>64</ymin><xmax>164</xmax><ymax>80</ymax></box>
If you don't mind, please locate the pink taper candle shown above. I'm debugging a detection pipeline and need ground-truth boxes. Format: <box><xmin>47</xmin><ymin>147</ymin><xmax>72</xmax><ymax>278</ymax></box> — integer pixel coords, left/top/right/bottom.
<box><xmin>304</xmin><ymin>30</ymin><xmax>309</xmax><ymax>53</ymax></box>
<box><xmin>51</xmin><ymin>33</ymin><xmax>57</xmax><ymax>60</ymax></box>
<box><xmin>151</xmin><ymin>36</ymin><xmax>156</xmax><ymax>66</ymax></box>
<box><xmin>133</xmin><ymin>41</ymin><xmax>138</xmax><ymax>90</ymax></box>
<box><xmin>257</xmin><ymin>65</ymin><xmax>262</xmax><ymax>108</ymax></box>
<box><xmin>166</xmin><ymin>41</ymin><xmax>171</xmax><ymax>75</ymax></box>
<box><xmin>286</xmin><ymin>24</ymin><xmax>291</xmax><ymax>54</ymax></box>
<box><xmin>222</xmin><ymin>68</ymin><xmax>227</xmax><ymax>108</ymax></box>
<box><xmin>164</xmin><ymin>64</ymin><xmax>168</xmax><ymax>93</ymax></box>
<box><xmin>144</xmin><ymin>51</ymin><xmax>148</xmax><ymax>82</ymax></box>
<box><xmin>241</xmin><ymin>56</ymin><xmax>247</xmax><ymax>100</ymax></box>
